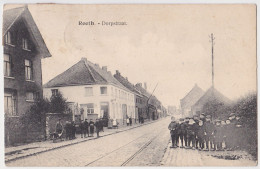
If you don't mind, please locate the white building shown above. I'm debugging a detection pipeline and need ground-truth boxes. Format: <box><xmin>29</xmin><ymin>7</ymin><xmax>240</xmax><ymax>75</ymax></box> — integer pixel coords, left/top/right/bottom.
<box><xmin>43</xmin><ymin>58</ymin><xmax>135</xmax><ymax>125</ymax></box>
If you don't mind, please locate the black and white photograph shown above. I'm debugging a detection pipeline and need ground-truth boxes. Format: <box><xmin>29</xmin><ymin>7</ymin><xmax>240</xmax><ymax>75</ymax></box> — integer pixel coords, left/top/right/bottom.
<box><xmin>2</xmin><ymin>3</ymin><xmax>257</xmax><ymax>167</ymax></box>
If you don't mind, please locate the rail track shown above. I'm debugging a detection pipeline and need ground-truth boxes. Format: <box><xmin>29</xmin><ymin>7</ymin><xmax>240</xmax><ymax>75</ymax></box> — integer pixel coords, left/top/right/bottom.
<box><xmin>85</xmin><ymin>128</ymin><xmax>165</xmax><ymax>166</ymax></box>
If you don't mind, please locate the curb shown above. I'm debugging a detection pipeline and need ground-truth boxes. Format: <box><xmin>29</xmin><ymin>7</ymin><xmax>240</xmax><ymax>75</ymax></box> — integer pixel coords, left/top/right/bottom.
<box><xmin>5</xmin><ymin>119</ymin><xmax>163</xmax><ymax>163</ymax></box>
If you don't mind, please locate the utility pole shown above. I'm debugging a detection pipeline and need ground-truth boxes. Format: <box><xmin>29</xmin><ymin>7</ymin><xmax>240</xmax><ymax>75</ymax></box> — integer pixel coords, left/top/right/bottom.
<box><xmin>210</xmin><ymin>33</ymin><xmax>215</xmax><ymax>88</ymax></box>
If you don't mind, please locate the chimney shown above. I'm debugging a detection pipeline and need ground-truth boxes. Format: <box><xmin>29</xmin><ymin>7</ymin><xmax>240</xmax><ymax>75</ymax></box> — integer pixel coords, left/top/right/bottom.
<box><xmin>95</xmin><ymin>63</ymin><xmax>100</xmax><ymax>67</ymax></box>
<box><xmin>102</xmin><ymin>66</ymin><xmax>107</xmax><ymax>72</ymax></box>
<box><xmin>116</xmin><ymin>70</ymin><xmax>120</xmax><ymax>75</ymax></box>
<box><xmin>126</xmin><ymin>77</ymin><xmax>128</xmax><ymax>81</ymax></box>
<box><xmin>136</xmin><ymin>83</ymin><xmax>142</xmax><ymax>87</ymax></box>
<box><xmin>144</xmin><ymin>82</ymin><xmax>147</xmax><ymax>90</ymax></box>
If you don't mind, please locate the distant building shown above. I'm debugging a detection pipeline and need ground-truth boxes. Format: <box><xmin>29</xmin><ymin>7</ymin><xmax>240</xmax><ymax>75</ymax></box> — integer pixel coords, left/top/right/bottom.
<box><xmin>3</xmin><ymin>6</ymin><xmax>51</xmax><ymax>145</ymax></box>
<box><xmin>168</xmin><ymin>106</ymin><xmax>177</xmax><ymax>116</ymax></box>
<box><xmin>191</xmin><ymin>86</ymin><xmax>231</xmax><ymax>116</ymax></box>
<box><xmin>43</xmin><ymin>58</ymin><xmax>135</xmax><ymax>126</ymax></box>
<box><xmin>180</xmin><ymin>84</ymin><xmax>205</xmax><ymax>117</ymax></box>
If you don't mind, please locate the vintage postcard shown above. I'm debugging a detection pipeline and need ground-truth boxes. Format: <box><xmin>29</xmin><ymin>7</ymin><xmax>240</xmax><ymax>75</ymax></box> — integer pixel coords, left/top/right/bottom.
<box><xmin>2</xmin><ymin>4</ymin><xmax>257</xmax><ymax>167</ymax></box>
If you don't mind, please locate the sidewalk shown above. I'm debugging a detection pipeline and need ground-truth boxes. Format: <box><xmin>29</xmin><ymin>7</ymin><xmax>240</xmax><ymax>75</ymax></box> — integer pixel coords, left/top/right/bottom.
<box><xmin>5</xmin><ymin>120</ymin><xmax>156</xmax><ymax>163</ymax></box>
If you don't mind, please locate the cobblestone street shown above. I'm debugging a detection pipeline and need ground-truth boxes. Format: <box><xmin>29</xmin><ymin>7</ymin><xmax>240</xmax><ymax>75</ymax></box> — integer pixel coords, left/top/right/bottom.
<box><xmin>6</xmin><ymin>118</ymin><xmax>170</xmax><ymax>167</ymax></box>
<box><xmin>6</xmin><ymin>117</ymin><xmax>257</xmax><ymax>167</ymax></box>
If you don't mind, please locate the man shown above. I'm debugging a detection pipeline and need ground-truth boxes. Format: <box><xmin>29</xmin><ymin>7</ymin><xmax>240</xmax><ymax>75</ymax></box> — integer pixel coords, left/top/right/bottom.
<box><xmin>56</xmin><ymin>118</ymin><xmax>63</xmax><ymax>135</ymax></box>
<box><xmin>71</xmin><ymin>121</ymin><xmax>76</xmax><ymax>139</ymax></box>
<box><xmin>129</xmin><ymin>117</ymin><xmax>132</xmax><ymax>126</ymax></box>
<box><xmin>64</xmin><ymin>121</ymin><xmax>70</xmax><ymax>140</ymax></box>
<box><xmin>204</xmin><ymin>115</ymin><xmax>215</xmax><ymax>151</ymax></box>
<box><xmin>83</xmin><ymin>119</ymin><xmax>89</xmax><ymax>137</ymax></box>
<box><xmin>79</xmin><ymin>120</ymin><xmax>85</xmax><ymax>138</ymax></box>
<box><xmin>89</xmin><ymin>119</ymin><xmax>95</xmax><ymax>137</ymax></box>
<box><xmin>168</xmin><ymin>117</ymin><xmax>178</xmax><ymax>148</ymax></box>
<box><xmin>55</xmin><ymin>118</ymin><xmax>63</xmax><ymax>140</ymax></box>
<box><xmin>187</xmin><ymin>118</ymin><xmax>196</xmax><ymax>149</ymax></box>
<box><xmin>95</xmin><ymin>119</ymin><xmax>101</xmax><ymax>138</ymax></box>
<box><xmin>179</xmin><ymin>118</ymin><xmax>186</xmax><ymax>148</ymax></box>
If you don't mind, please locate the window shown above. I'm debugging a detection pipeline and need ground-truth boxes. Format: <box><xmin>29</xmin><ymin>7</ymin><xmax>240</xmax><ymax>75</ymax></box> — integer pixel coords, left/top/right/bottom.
<box><xmin>100</xmin><ymin>87</ymin><xmax>107</xmax><ymax>95</ymax></box>
<box><xmin>26</xmin><ymin>92</ymin><xmax>39</xmax><ymax>101</ymax></box>
<box><xmin>87</xmin><ymin>103</ymin><xmax>94</xmax><ymax>114</ymax></box>
<box><xmin>51</xmin><ymin>89</ymin><xmax>58</xmax><ymax>96</ymax></box>
<box><xmin>4</xmin><ymin>54</ymin><xmax>11</xmax><ymax>77</ymax></box>
<box><xmin>4</xmin><ymin>31</ymin><xmax>12</xmax><ymax>45</ymax></box>
<box><xmin>25</xmin><ymin>59</ymin><xmax>33</xmax><ymax>80</ymax></box>
<box><xmin>22</xmin><ymin>38</ymin><xmax>30</xmax><ymax>50</ymax></box>
<box><xmin>4</xmin><ymin>92</ymin><xmax>17</xmax><ymax>116</ymax></box>
<box><xmin>85</xmin><ymin>87</ymin><xmax>93</xmax><ymax>96</ymax></box>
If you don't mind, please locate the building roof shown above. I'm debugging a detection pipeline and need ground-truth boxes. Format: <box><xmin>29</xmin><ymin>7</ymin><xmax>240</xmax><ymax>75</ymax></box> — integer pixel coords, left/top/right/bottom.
<box><xmin>192</xmin><ymin>86</ymin><xmax>231</xmax><ymax>108</ymax></box>
<box><xmin>180</xmin><ymin>84</ymin><xmax>205</xmax><ymax>109</ymax></box>
<box><xmin>3</xmin><ymin>6</ymin><xmax>51</xmax><ymax>58</ymax></box>
<box><xmin>135</xmin><ymin>84</ymin><xmax>150</xmax><ymax>98</ymax></box>
<box><xmin>44</xmin><ymin>58</ymin><xmax>132</xmax><ymax>93</ymax></box>
<box><xmin>114</xmin><ymin>71</ymin><xmax>142</xmax><ymax>97</ymax></box>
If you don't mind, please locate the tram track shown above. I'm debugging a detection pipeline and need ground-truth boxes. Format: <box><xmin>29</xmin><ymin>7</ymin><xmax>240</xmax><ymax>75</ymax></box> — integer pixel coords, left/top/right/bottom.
<box><xmin>85</xmin><ymin>128</ymin><xmax>165</xmax><ymax>167</ymax></box>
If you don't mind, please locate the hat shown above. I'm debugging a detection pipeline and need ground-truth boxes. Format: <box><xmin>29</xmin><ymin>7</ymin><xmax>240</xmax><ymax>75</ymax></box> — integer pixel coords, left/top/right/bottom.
<box><xmin>206</xmin><ymin>115</ymin><xmax>211</xmax><ymax>118</ymax></box>
<box><xmin>229</xmin><ymin>113</ymin><xmax>235</xmax><ymax>117</ymax></box>
<box><xmin>179</xmin><ymin>118</ymin><xmax>184</xmax><ymax>121</ymax></box>
<box><xmin>201</xmin><ymin>113</ymin><xmax>205</xmax><ymax>115</ymax></box>
<box><xmin>188</xmin><ymin>119</ymin><xmax>195</xmax><ymax>125</ymax></box>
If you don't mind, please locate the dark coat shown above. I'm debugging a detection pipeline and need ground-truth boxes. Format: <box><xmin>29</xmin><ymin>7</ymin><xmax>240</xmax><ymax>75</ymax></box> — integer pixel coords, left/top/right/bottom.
<box><xmin>204</xmin><ymin>121</ymin><xmax>214</xmax><ymax>135</ymax></box>
<box><xmin>89</xmin><ymin>121</ymin><xmax>95</xmax><ymax>133</ymax></box>
<box><xmin>168</xmin><ymin>121</ymin><xmax>178</xmax><ymax>135</ymax></box>
<box><xmin>83</xmin><ymin>121</ymin><xmax>89</xmax><ymax>130</ymax></box>
<box><xmin>179</xmin><ymin>122</ymin><xmax>187</xmax><ymax>135</ymax></box>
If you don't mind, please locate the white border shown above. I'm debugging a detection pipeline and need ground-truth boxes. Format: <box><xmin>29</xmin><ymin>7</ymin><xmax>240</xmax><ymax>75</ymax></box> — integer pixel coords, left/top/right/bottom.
<box><xmin>0</xmin><ymin>1</ymin><xmax>258</xmax><ymax>169</ymax></box>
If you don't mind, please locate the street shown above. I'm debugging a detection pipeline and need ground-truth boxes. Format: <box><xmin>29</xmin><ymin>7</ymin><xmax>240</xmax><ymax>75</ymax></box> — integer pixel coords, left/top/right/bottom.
<box><xmin>6</xmin><ymin>117</ymin><xmax>256</xmax><ymax>167</ymax></box>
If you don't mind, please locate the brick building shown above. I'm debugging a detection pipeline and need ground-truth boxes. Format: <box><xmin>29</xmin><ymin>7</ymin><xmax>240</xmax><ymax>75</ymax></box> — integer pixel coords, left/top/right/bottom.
<box><xmin>3</xmin><ymin>6</ymin><xmax>51</xmax><ymax>145</ymax></box>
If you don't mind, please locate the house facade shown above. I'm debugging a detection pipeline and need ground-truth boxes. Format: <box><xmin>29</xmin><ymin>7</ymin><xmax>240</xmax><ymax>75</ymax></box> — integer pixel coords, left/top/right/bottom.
<box><xmin>191</xmin><ymin>86</ymin><xmax>231</xmax><ymax>116</ymax></box>
<box><xmin>43</xmin><ymin>58</ymin><xmax>135</xmax><ymax>125</ymax></box>
<box><xmin>180</xmin><ymin>84</ymin><xmax>204</xmax><ymax>117</ymax></box>
<box><xmin>3</xmin><ymin>6</ymin><xmax>51</xmax><ymax>145</ymax></box>
<box><xmin>114</xmin><ymin>70</ymin><xmax>144</xmax><ymax>123</ymax></box>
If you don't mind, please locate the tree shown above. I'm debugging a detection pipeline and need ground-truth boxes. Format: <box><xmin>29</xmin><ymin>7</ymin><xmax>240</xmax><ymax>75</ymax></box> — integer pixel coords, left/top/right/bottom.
<box><xmin>50</xmin><ymin>91</ymin><xmax>69</xmax><ymax>114</ymax></box>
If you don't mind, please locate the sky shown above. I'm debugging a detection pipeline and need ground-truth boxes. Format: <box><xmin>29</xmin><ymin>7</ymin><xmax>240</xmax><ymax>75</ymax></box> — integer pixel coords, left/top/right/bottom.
<box><xmin>5</xmin><ymin>4</ymin><xmax>257</xmax><ymax>107</ymax></box>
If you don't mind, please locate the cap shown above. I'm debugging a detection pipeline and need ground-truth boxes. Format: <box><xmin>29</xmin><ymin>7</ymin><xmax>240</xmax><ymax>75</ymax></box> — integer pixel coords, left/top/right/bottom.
<box><xmin>179</xmin><ymin>118</ymin><xmax>184</xmax><ymax>121</ymax></box>
<box><xmin>188</xmin><ymin>119</ymin><xmax>195</xmax><ymax>125</ymax></box>
<box><xmin>206</xmin><ymin>115</ymin><xmax>211</xmax><ymax>118</ymax></box>
<box><xmin>201</xmin><ymin>113</ymin><xmax>205</xmax><ymax>115</ymax></box>
<box><xmin>229</xmin><ymin>113</ymin><xmax>235</xmax><ymax>116</ymax></box>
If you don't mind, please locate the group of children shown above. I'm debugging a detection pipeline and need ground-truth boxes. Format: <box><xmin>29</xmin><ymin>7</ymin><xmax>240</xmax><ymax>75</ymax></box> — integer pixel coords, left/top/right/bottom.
<box><xmin>168</xmin><ymin>113</ymin><xmax>242</xmax><ymax>151</ymax></box>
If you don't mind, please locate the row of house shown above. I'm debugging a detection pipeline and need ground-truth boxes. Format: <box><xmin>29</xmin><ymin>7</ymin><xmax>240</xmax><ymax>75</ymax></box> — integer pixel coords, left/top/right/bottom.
<box><xmin>43</xmin><ymin>58</ymin><xmax>167</xmax><ymax>126</ymax></box>
<box><xmin>3</xmin><ymin>6</ymin><xmax>166</xmax><ymax>145</ymax></box>
<box><xmin>180</xmin><ymin>84</ymin><xmax>231</xmax><ymax>117</ymax></box>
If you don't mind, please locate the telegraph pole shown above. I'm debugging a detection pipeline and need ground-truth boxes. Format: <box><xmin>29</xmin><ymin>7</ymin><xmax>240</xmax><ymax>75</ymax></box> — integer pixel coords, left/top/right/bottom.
<box><xmin>210</xmin><ymin>33</ymin><xmax>215</xmax><ymax>88</ymax></box>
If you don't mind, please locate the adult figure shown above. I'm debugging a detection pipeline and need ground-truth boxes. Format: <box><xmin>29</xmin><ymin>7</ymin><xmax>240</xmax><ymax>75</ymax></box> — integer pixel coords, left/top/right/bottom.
<box><xmin>83</xmin><ymin>119</ymin><xmax>89</xmax><ymax>137</ymax></box>
<box><xmin>89</xmin><ymin>119</ymin><xmax>95</xmax><ymax>137</ymax></box>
